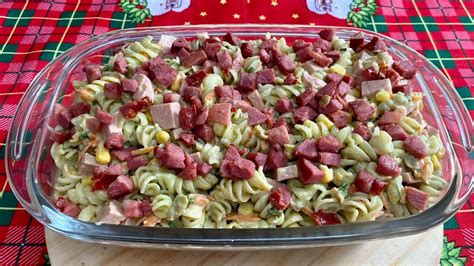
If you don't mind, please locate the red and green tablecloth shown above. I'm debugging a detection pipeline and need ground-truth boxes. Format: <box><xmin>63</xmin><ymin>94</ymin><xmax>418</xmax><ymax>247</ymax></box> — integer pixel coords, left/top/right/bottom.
<box><xmin>0</xmin><ymin>0</ymin><xmax>472</xmax><ymax>264</ymax></box>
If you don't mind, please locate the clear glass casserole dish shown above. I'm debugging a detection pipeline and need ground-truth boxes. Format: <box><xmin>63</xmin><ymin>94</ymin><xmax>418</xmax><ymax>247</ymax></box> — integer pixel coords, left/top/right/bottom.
<box><xmin>6</xmin><ymin>25</ymin><xmax>474</xmax><ymax>249</ymax></box>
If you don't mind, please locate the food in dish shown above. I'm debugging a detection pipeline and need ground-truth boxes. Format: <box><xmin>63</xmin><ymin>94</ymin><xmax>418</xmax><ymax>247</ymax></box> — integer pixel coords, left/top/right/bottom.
<box><xmin>50</xmin><ymin>29</ymin><xmax>447</xmax><ymax>228</ymax></box>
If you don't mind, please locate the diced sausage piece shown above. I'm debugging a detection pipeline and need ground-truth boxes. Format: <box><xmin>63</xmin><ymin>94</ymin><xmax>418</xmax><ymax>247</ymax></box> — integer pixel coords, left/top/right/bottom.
<box><xmin>337</xmin><ymin>81</ymin><xmax>351</xmax><ymax>96</ymax></box>
<box><xmin>179</xmin><ymin>132</ymin><xmax>196</xmax><ymax>147</ymax></box>
<box><xmin>221</xmin><ymin>98</ymin><xmax>253</xmax><ymax>112</ymax></box>
<box><xmin>229</xmin><ymin>157</ymin><xmax>256</xmax><ymax>180</ymax></box>
<box><xmin>349</xmin><ymin>32</ymin><xmax>365</xmax><ymax>50</ymax></box>
<box><xmin>102</xmin><ymin>124</ymin><xmax>122</xmax><ymax>137</ymax></box>
<box><xmin>121</xmin><ymin>78</ymin><xmax>138</xmax><ymax>93</ymax></box>
<box><xmin>107</xmin><ymin>175</ymin><xmax>134</xmax><ymax>199</ymax></box>
<box><xmin>324</xmin><ymin>51</ymin><xmax>340</xmax><ymax>61</ymax></box>
<box><xmin>260</xmin><ymin>39</ymin><xmax>277</xmax><ymax>50</ymax></box>
<box><xmin>182</xmin><ymin>50</ymin><xmax>208</xmax><ymax>68</ymax></box>
<box><xmin>161</xmin><ymin>143</ymin><xmax>186</xmax><ymax>169</ymax></box>
<box><xmin>104</xmin><ymin>82</ymin><xmax>121</xmax><ymax>100</ymax></box>
<box><xmin>313</xmin><ymin>38</ymin><xmax>332</xmax><ymax>52</ymax></box>
<box><xmin>148</xmin><ymin>57</ymin><xmax>178</xmax><ymax>88</ymax></box>
<box><xmin>225</xmin><ymin>145</ymin><xmax>241</xmax><ymax>160</ymax></box>
<box><xmin>194</xmin><ymin>124</ymin><xmax>214</xmax><ymax>142</ymax></box>
<box><xmin>127</xmin><ymin>155</ymin><xmax>148</xmax><ymax>170</ymax></box>
<box><xmin>123</xmin><ymin>199</ymin><xmax>144</xmax><ymax>218</ymax></box>
<box><xmin>223</xmin><ymin>32</ymin><xmax>240</xmax><ymax>45</ymax></box>
<box><xmin>179</xmin><ymin>154</ymin><xmax>198</xmax><ymax>180</ymax></box>
<box><xmin>201</xmin><ymin>60</ymin><xmax>216</xmax><ymax>73</ymax></box>
<box><xmin>178</xmin><ymin>48</ymin><xmax>191</xmax><ymax>62</ymax></box>
<box><xmin>111</xmin><ymin>148</ymin><xmax>134</xmax><ymax>161</ymax></box>
<box><xmin>247</xmin><ymin>107</ymin><xmax>268</xmax><ymax>126</ymax></box>
<box><xmin>403</xmin><ymin>135</ymin><xmax>427</xmax><ymax>159</ymax></box>
<box><xmin>326</xmin><ymin>73</ymin><xmax>343</xmax><ymax>84</ymax></box>
<box><xmin>297</xmin><ymin>158</ymin><xmax>324</xmax><ymax>184</ymax></box>
<box><xmin>57</xmin><ymin>110</ymin><xmax>72</xmax><ymax>129</ymax></box>
<box><xmin>92</xmin><ymin>165</ymin><xmax>123</xmax><ymax>191</ymax></box>
<box><xmin>179</xmin><ymin>106</ymin><xmax>196</xmax><ymax>131</ymax></box>
<box><xmin>315</xmin><ymin>81</ymin><xmax>337</xmax><ymax>99</ymax></box>
<box><xmin>276</xmin><ymin>54</ymin><xmax>296</xmax><ymax>75</ymax></box>
<box><xmin>269</xmin><ymin>185</ymin><xmax>292</xmax><ymax>210</ymax></box>
<box><xmin>393</xmin><ymin>60</ymin><xmax>417</xmax><ymax>79</ymax></box>
<box><xmin>329</xmin><ymin>110</ymin><xmax>352</xmax><ymax>129</ymax></box>
<box><xmin>208</xmin><ymin>102</ymin><xmax>232</xmax><ymax>126</ymax></box>
<box><xmin>86</xmin><ymin>118</ymin><xmax>101</xmax><ymax>133</ymax></box>
<box><xmin>150</xmin><ymin>102</ymin><xmax>181</xmax><ymax>129</ymax></box>
<box><xmin>84</xmin><ymin>64</ymin><xmax>102</xmax><ymax>83</ymax></box>
<box><xmin>378</xmin><ymin>108</ymin><xmax>406</xmax><ymax>125</ymax></box>
<box><xmin>319</xmin><ymin>28</ymin><xmax>335</xmax><ymax>41</ymax></box>
<box><xmin>256</xmin><ymin>68</ymin><xmax>275</xmax><ymax>85</ymax></box>
<box><xmin>96</xmin><ymin>109</ymin><xmax>114</xmax><ymax>125</ymax></box>
<box><xmin>342</xmin><ymin>75</ymin><xmax>354</xmax><ymax>87</ymax></box>
<box><xmin>217</xmin><ymin>50</ymin><xmax>233</xmax><ymax>73</ymax></box>
<box><xmin>295</xmin><ymin>139</ymin><xmax>318</xmax><ymax>161</ymax></box>
<box><xmin>264</xmin><ymin>144</ymin><xmax>287</xmax><ymax>171</ymax></box>
<box><xmin>349</xmin><ymin>99</ymin><xmax>375</xmax><ymax>122</ymax></box>
<box><xmin>240</xmin><ymin>42</ymin><xmax>253</xmax><ymax>58</ymax></box>
<box><xmin>405</xmin><ymin>187</ymin><xmax>429</xmax><ymax>210</ymax></box>
<box><xmin>370</xmin><ymin>179</ymin><xmax>387</xmax><ymax>195</ymax></box>
<box><xmin>353</xmin><ymin>122</ymin><xmax>372</xmax><ymax>141</ymax></box>
<box><xmin>50</xmin><ymin>130</ymin><xmax>73</xmax><ymax>144</ymax></box>
<box><xmin>246</xmin><ymin>90</ymin><xmax>265</xmax><ymax>110</ymax></box>
<box><xmin>361</xmin><ymin>79</ymin><xmax>391</xmax><ymax>99</ymax></box>
<box><xmin>185</xmin><ymin>70</ymin><xmax>207</xmax><ymax>86</ymax></box>
<box><xmin>56</xmin><ymin>197</ymin><xmax>81</xmax><ymax>218</ymax></box>
<box><xmin>70</xmin><ymin>102</ymin><xmax>91</xmax><ymax>117</ymax></box>
<box><xmin>163</xmin><ymin>92</ymin><xmax>181</xmax><ymax>103</ymax></box>
<box><xmin>133</xmin><ymin>74</ymin><xmax>154</xmax><ymax>101</ymax></box>
<box><xmin>171</xmin><ymin>37</ymin><xmax>191</xmax><ymax>54</ymax></box>
<box><xmin>196</xmin><ymin>108</ymin><xmax>209</xmax><ymax>125</ymax></box>
<box><xmin>317</xmin><ymin>152</ymin><xmax>341</xmax><ymax>167</ymax></box>
<box><xmin>363</xmin><ymin>36</ymin><xmax>387</xmax><ymax>52</ymax></box>
<box><xmin>113</xmin><ymin>53</ymin><xmax>128</xmax><ymax>74</ymax></box>
<box><xmin>376</xmin><ymin>155</ymin><xmax>401</xmax><ymax>177</ymax></box>
<box><xmin>96</xmin><ymin>201</ymin><xmax>126</xmax><ymax>225</ymax></box>
<box><xmin>257</xmin><ymin>49</ymin><xmax>271</xmax><ymax>65</ymax></box>
<box><xmin>105</xmin><ymin>133</ymin><xmax>124</xmax><ymax>150</ymax></box>
<box><xmin>239</xmin><ymin>73</ymin><xmax>257</xmax><ymax>92</ymax></box>
<box><xmin>204</xmin><ymin>42</ymin><xmax>221</xmax><ymax>61</ymax></box>
<box><xmin>296</xmin><ymin>46</ymin><xmax>315</xmax><ymax>63</ymax></box>
<box><xmin>316</xmin><ymin>135</ymin><xmax>343</xmax><ymax>153</ymax></box>
<box><xmin>182</xmin><ymin>86</ymin><xmax>202</xmax><ymax>103</ymax></box>
<box><xmin>247</xmin><ymin>152</ymin><xmax>268</xmax><ymax>168</ymax></box>
<box><xmin>393</xmin><ymin>84</ymin><xmax>412</xmax><ymax>95</ymax></box>
<box><xmin>276</xmin><ymin>165</ymin><xmax>298</xmax><ymax>181</ymax></box>
<box><xmin>380</xmin><ymin>124</ymin><xmax>408</xmax><ymax>141</ymax></box>
<box><xmin>297</xmin><ymin>88</ymin><xmax>317</xmax><ymax>107</ymax></box>
<box><xmin>319</xmin><ymin>98</ymin><xmax>343</xmax><ymax>115</ymax></box>
<box><xmin>284</xmin><ymin>73</ymin><xmax>296</xmax><ymax>85</ymax></box>
<box><xmin>313</xmin><ymin>52</ymin><xmax>333</xmax><ymax>67</ymax></box>
<box><xmin>354</xmin><ymin>171</ymin><xmax>375</xmax><ymax>193</ymax></box>
<box><xmin>275</xmin><ymin>97</ymin><xmax>293</xmax><ymax>113</ymax></box>
<box><xmin>308</xmin><ymin>210</ymin><xmax>341</xmax><ymax>226</ymax></box>
<box><xmin>268</xmin><ymin>125</ymin><xmax>290</xmax><ymax>145</ymax></box>
<box><xmin>294</xmin><ymin>106</ymin><xmax>317</xmax><ymax>124</ymax></box>
<box><xmin>197</xmin><ymin>162</ymin><xmax>213</xmax><ymax>176</ymax></box>
<box><xmin>293</xmin><ymin>40</ymin><xmax>311</xmax><ymax>52</ymax></box>
<box><xmin>215</xmin><ymin>85</ymin><xmax>242</xmax><ymax>100</ymax></box>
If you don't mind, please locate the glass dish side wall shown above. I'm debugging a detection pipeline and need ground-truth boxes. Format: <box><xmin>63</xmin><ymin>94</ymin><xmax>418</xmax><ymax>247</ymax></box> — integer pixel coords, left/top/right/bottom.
<box><xmin>6</xmin><ymin>25</ymin><xmax>473</xmax><ymax>248</ymax></box>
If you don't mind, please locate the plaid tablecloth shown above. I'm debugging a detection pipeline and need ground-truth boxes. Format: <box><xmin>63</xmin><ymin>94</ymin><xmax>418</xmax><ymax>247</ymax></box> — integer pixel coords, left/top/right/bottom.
<box><xmin>0</xmin><ymin>0</ymin><xmax>472</xmax><ymax>265</ymax></box>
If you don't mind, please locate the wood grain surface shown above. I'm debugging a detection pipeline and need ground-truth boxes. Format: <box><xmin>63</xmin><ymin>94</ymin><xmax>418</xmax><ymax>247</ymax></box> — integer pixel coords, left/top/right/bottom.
<box><xmin>46</xmin><ymin>226</ymin><xmax>442</xmax><ymax>265</ymax></box>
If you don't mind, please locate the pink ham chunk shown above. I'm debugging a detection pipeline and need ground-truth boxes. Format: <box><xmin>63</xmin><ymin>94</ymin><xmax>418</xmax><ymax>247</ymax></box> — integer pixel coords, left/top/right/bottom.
<box><xmin>247</xmin><ymin>90</ymin><xmax>265</xmax><ymax>110</ymax></box>
<box><xmin>150</xmin><ymin>102</ymin><xmax>181</xmax><ymax>129</ymax></box>
<box><xmin>276</xmin><ymin>164</ymin><xmax>298</xmax><ymax>181</ymax></box>
<box><xmin>123</xmin><ymin>199</ymin><xmax>144</xmax><ymax>219</ymax></box>
<box><xmin>78</xmin><ymin>153</ymin><xmax>101</xmax><ymax>175</ymax></box>
<box><xmin>96</xmin><ymin>201</ymin><xmax>126</xmax><ymax>225</ymax></box>
<box><xmin>56</xmin><ymin>197</ymin><xmax>81</xmax><ymax>218</ymax></box>
<box><xmin>405</xmin><ymin>187</ymin><xmax>429</xmax><ymax>210</ymax></box>
<box><xmin>268</xmin><ymin>125</ymin><xmax>290</xmax><ymax>145</ymax></box>
<box><xmin>361</xmin><ymin>79</ymin><xmax>391</xmax><ymax>99</ymax></box>
<box><xmin>208</xmin><ymin>103</ymin><xmax>232</xmax><ymax>126</ymax></box>
<box><xmin>247</xmin><ymin>107</ymin><xmax>268</xmax><ymax>126</ymax></box>
<box><xmin>107</xmin><ymin>175</ymin><xmax>134</xmax><ymax>199</ymax></box>
<box><xmin>96</xmin><ymin>109</ymin><xmax>114</xmax><ymax>125</ymax></box>
<box><xmin>297</xmin><ymin>158</ymin><xmax>324</xmax><ymax>184</ymax></box>
<box><xmin>378</xmin><ymin>108</ymin><xmax>406</xmax><ymax>125</ymax></box>
<box><xmin>132</xmin><ymin>74</ymin><xmax>154</xmax><ymax>101</ymax></box>
<box><xmin>161</xmin><ymin>143</ymin><xmax>186</xmax><ymax>170</ymax></box>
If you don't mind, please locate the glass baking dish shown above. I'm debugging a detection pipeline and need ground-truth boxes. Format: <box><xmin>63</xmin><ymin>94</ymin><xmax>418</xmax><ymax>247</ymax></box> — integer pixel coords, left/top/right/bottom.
<box><xmin>6</xmin><ymin>24</ymin><xmax>474</xmax><ymax>249</ymax></box>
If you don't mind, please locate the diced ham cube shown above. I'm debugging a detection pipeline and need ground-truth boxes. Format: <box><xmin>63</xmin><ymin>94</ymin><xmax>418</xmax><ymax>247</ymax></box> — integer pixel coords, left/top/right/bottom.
<box><xmin>393</xmin><ymin>61</ymin><xmax>417</xmax><ymax>79</ymax></box>
<box><xmin>132</xmin><ymin>74</ymin><xmax>154</xmax><ymax>102</ymax></box>
<box><xmin>361</xmin><ymin>79</ymin><xmax>391</xmax><ymax>99</ymax></box>
<box><xmin>350</xmin><ymin>99</ymin><xmax>375</xmax><ymax>122</ymax></box>
<box><xmin>296</xmin><ymin>46</ymin><xmax>315</xmax><ymax>63</ymax></box>
<box><xmin>223</xmin><ymin>32</ymin><xmax>240</xmax><ymax>45</ymax></box>
<box><xmin>315</xmin><ymin>81</ymin><xmax>337</xmax><ymax>99</ymax></box>
<box><xmin>316</xmin><ymin>135</ymin><xmax>343</xmax><ymax>153</ymax></box>
<box><xmin>217</xmin><ymin>50</ymin><xmax>232</xmax><ymax>73</ymax></box>
<box><xmin>329</xmin><ymin>110</ymin><xmax>352</xmax><ymax>129</ymax></box>
<box><xmin>56</xmin><ymin>197</ymin><xmax>81</xmax><ymax>218</ymax></box>
<box><xmin>405</xmin><ymin>187</ymin><xmax>429</xmax><ymax>210</ymax></box>
<box><xmin>161</xmin><ymin>143</ymin><xmax>186</xmax><ymax>170</ymax></box>
<box><xmin>324</xmin><ymin>51</ymin><xmax>340</xmax><ymax>61</ymax></box>
<box><xmin>297</xmin><ymin>158</ymin><xmax>324</xmax><ymax>184</ymax></box>
<box><xmin>317</xmin><ymin>152</ymin><xmax>341</xmax><ymax>167</ymax></box>
<box><xmin>353</xmin><ymin>122</ymin><xmax>372</xmax><ymax>141</ymax></box>
<box><xmin>158</xmin><ymin>35</ymin><xmax>177</xmax><ymax>53</ymax></box>
<box><xmin>195</xmin><ymin>108</ymin><xmax>209</xmax><ymax>126</ymax></box>
<box><xmin>247</xmin><ymin>107</ymin><xmax>268</xmax><ymax>126</ymax></box>
<box><xmin>148</xmin><ymin>57</ymin><xmax>178</xmax><ymax>88</ymax></box>
<box><xmin>337</xmin><ymin>81</ymin><xmax>351</xmax><ymax>96</ymax></box>
<box><xmin>96</xmin><ymin>109</ymin><xmax>114</xmax><ymax>125</ymax></box>
<box><xmin>247</xmin><ymin>152</ymin><xmax>268</xmax><ymax>168</ymax></box>
<box><xmin>123</xmin><ymin>199</ymin><xmax>144</xmax><ymax>218</ymax></box>
<box><xmin>121</xmin><ymin>78</ymin><xmax>138</xmax><ymax>93</ymax></box>
<box><xmin>105</xmin><ymin>133</ymin><xmax>124</xmax><ymax>150</ymax></box>
<box><xmin>221</xmin><ymin>148</ymin><xmax>256</xmax><ymax>180</ymax></box>
<box><xmin>178</xmin><ymin>48</ymin><xmax>191</xmax><ymax>62</ymax></box>
<box><xmin>275</xmin><ymin>97</ymin><xmax>293</xmax><ymax>113</ymax></box>
<box><xmin>171</xmin><ymin>37</ymin><xmax>191</xmax><ymax>54</ymax></box>
<box><xmin>183</xmin><ymin>50</ymin><xmax>208</xmax><ymax>68</ymax></box>
<box><xmin>246</xmin><ymin>90</ymin><xmax>265</xmax><ymax>110</ymax></box>
<box><xmin>86</xmin><ymin>118</ymin><xmax>101</xmax><ymax>133</ymax></box>
<box><xmin>293</xmin><ymin>39</ymin><xmax>311</xmax><ymax>52</ymax></box>
<box><xmin>104</xmin><ymin>82</ymin><xmax>121</xmax><ymax>100</ymax></box>
<box><xmin>269</xmin><ymin>185</ymin><xmax>292</xmax><ymax>210</ymax></box>
<box><xmin>208</xmin><ymin>103</ymin><xmax>232</xmax><ymax>126</ymax></box>
<box><xmin>78</xmin><ymin>153</ymin><xmax>101</xmax><ymax>175</ymax></box>
<box><xmin>150</xmin><ymin>102</ymin><xmax>181</xmax><ymax>129</ymax></box>
<box><xmin>268</xmin><ymin>125</ymin><xmax>290</xmax><ymax>145</ymax></box>
<box><xmin>349</xmin><ymin>32</ymin><xmax>365</xmax><ymax>50</ymax></box>
<box><xmin>297</xmin><ymin>88</ymin><xmax>317</xmax><ymax>107</ymax></box>
<box><xmin>182</xmin><ymin>86</ymin><xmax>202</xmax><ymax>103</ymax></box>
<box><xmin>179</xmin><ymin>132</ymin><xmax>196</xmax><ymax>147</ymax></box>
<box><xmin>70</xmin><ymin>102</ymin><xmax>90</xmax><ymax>117</ymax></box>
<box><xmin>275</xmin><ymin>54</ymin><xmax>296</xmax><ymax>75</ymax></box>
<box><xmin>313</xmin><ymin>52</ymin><xmax>333</xmax><ymax>67</ymax></box>
<box><xmin>294</xmin><ymin>106</ymin><xmax>317</xmax><ymax>124</ymax></box>
<box><xmin>264</xmin><ymin>144</ymin><xmax>287</xmax><ymax>171</ymax></box>
<box><xmin>319</xmin><ymin>28</ymin><xmax>335</xmax><ymax>41</ymax></box>
<box><xmin>260</xmin><ymin>39</ymin><xmax>277</xmax><ymax>50</ymax></box>
<box><xmin>114</xmin><ymin>53</ymin><xmax>128</xmax><ymax>74</ymax></box>
<box><xmin>403</xmin><ymin>135</ymin><xmax>427</xmax><ymax>159</ymax></box>
<box><xmin>102</xmin><ymin>124</ymin><xmax>122</xmax><ymax>137</ymax></box>
<box><xmin>380</xmin><ymin>124</ymin><xmax>408</xmax><ymax>141</ymax></box>
<box><xmin>215</xmin><ymin>85</ymin><xmax>242</xmax><ymax>100</ymax></box>
<box><xmin>313</xmin><ymin>38</ymin><xmax>332</xmax><ymax>52</ymax></box>
<box><xmin>96</xmin><ymin>201</ymin><xmax>126</xmax><ymax>225</ymax></box>
<box><xmin>354</xmin><ymin>171</ymin><xmax>375</xmax><ymax>193</ymax></box>
<box><xmin>240</xmin><ymin>42</ymin><xmax>253</xmax><ymax>58</ymax></box>
<box><xmin>127</xmin><ymin>155</ymin><xmax>148</xmax><ymax>170</ymax></box>
<box><xmin>204</xmin><ymin>41</ymin><xmax>221</xmax><ymax>61</ymax></box>
<box><xmin>84</xmin><ymin>64</ymin><xmax>102</xmax><ymax>83</ymax></box>
<box><xmin>326</xmin><ymin>73</ymin><xmax>343</xmax><ymax>84</ymax></box>
<box><xmin>393</xmin><ymin>84</ymin><xmax>412</xmax><ymax>95</ymax></box>
<box><xmin>319</xmin><ymin>98</ymin><xmax>343</xmax><ymax>115</ymax></box>
<box><xmin>378</xmin><ymin>108</ymin><xmax>406</xmax><ymax>125</ymax></box>
<box><xmin>363</xmin><ymin>36</ymin><xmax>387</xmax><ymax>52</ymax></box>
<box><xmin>376</xmin><ymin>155</ymin><xmax>401</xmax><ymax>177</ymax></box>
<box><xmin>107</xmin><ymin>175</ymin><xmax>134</xmax><ymax>199</ymax></box>
<box><xmin>163</xmin><ymin>92</ymin><xmax>181</xmax><ymax>103</ymax></box>
<box><xmin>224</xmin><ymin>145</ymin><xmax>241</xmax><ymax>160</ymax></box>
<box><xmin>275</xmin><ymin>164</ymin><xmax>298</xmax><ymax>181</ymax></box>
<box><xmin>295</xmin><ymin>139</ymin><xmax>318</xmax><ymax>161</ymax></box>
<box><xmin>239</xmin><ymin>73</ymin><xmax>257</xmax><ymax>92</ymax></box>
<box><xmin>256</xmin><ymin>68</ymin><xmax>275</xmax><ymax>85</ymax></box>
<box><xmin>197</xmin><ymin>162</ymin><xmax>213</xmax><ymax>176</ymax></box>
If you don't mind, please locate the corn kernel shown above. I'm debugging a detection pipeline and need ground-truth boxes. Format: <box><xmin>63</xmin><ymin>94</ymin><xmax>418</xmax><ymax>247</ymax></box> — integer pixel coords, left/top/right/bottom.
<box><xmin>375</xmin><ymin>91</ymin><xmax>391</xmax><ymax>102</ymax></box>
<box><xmin>316</xmin><ymin>114</ymin><xmax>334</xmax><ymax>130</ymax></box>
<box><xmin>238</xmin><ymin>202</ymin><xmax>254</xmax><ymax>216</ymax></box>
<box><xmin>319</xmin><ymin>165</ymin><xmax>334</xmax><ymax>184</ymax></box>
<box><xmin>145</xmin><ymin>111</ymin><xmax>153</xmax><ymax>123</ymax></box>
<box><xmin>328</xmin><ymin>64</ymin><xmax>346</xmax><ymax>76</ymax></box>
<box><xmin>156</xmin><ymin>130</ymin><xmax>170</xmax><ymax>144</ymax></box>
<box><xmin>170</xmin><ymin>74</ymin><xmax>182</xmax><ymax>92</ymax></box>
<box><xmin>96</xmin><ymin>146</ymin><xmax>111</xmax><ymax>164</ymax></box>
<box><xmin>431</xmin><ymin>155</ymin><xmax>441</xmax><ymax>171</ymax></box>
<box><xmin>81</xmin><ymin>177</ymin><xmax>93</xmax><ymax>186</ymax></box>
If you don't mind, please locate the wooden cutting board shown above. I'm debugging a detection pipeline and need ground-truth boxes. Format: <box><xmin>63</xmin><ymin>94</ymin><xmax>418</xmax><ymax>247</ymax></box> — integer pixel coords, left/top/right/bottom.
<box><xmin>46</xmin><ymin>226</ymin><xmax>442</xmax><ymax>265</ymax></box>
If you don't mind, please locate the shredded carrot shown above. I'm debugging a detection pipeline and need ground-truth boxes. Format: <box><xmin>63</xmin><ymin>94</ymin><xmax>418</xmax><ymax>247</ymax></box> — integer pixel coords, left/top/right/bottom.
<box><xmin>131</xmin><ymin>146</ymin><xmax>155</xmax><ymax>156</ymax></box>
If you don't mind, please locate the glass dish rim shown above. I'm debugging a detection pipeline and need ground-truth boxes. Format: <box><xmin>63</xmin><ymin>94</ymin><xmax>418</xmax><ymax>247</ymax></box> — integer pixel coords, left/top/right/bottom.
<box><xmin>6</xmin><ymin>24</ymin><xmax>473</xmax><ymax>248</ymax></box>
